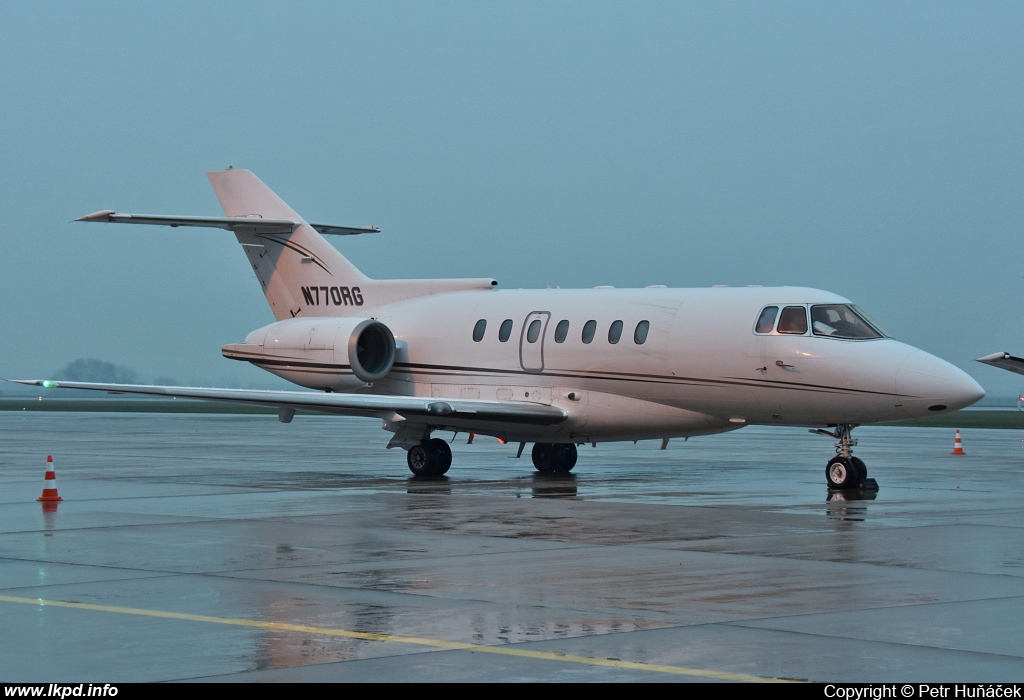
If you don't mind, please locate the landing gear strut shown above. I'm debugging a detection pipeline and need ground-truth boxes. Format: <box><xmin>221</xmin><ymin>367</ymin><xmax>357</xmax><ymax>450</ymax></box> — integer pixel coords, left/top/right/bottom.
<box><xmin>407</xmin><ymin>438</ymin><xmax>452</xmax><ymax>477</ymax></box>
<box><xmin>532</xmin><ymin>443</ymin><xmax>577</xmax><ymax>473</ymax></box>
<box><xmin>811</xmin><ymin>423</ymin><xmax>866</xmax><ymax>489</ymax></box>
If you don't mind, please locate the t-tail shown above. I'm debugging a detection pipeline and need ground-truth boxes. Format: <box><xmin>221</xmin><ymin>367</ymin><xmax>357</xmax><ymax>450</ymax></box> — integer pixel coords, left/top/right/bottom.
<box><xmin>208</xmin><ymin>169</ymin><xmax>373</xmax><ymax>320</ymax></box>
<box><xmin>76</xmin><ymin>169</ymin><xmax>498</xmax><ymax>320</ymax></box>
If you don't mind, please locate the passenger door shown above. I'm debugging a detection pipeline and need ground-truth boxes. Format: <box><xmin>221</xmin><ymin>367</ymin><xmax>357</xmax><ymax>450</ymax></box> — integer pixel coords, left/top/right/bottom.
<box><xmin>519</xmin><ymin>311</ymin><xmax>550</xmax><ymax>373</ymax></box>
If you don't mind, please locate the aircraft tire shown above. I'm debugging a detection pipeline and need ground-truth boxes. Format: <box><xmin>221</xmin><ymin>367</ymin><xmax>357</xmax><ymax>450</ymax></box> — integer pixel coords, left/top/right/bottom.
<box><xmin>826</xmin><ymin>456</ymin><xmax>858</xmax><ymax>489</ymax></box>
<box><xmin>532</xmin><ymin>443</ymin><xmax>555</xmax><ymax>472</ymax></box>
<box><xmin>407</xmin><ymin>439</ymin><xmax>452</xmax><ymax>477</ymax></box>
<box><xmin>427</xmin><ymin>438</ymin><xmax>452</xmax><ymax>476</ymax></box>
<box><xmin>552</xmin><ymin>443</ymin><xmax>577</xmax><ymax>472</ymax></box>
<box><xmin>851</xmin><ymin>456</ymin><xmax>867</xmax><ymax>481</ymax></box>
<box><xmin>407</xmin><ymin>444</ymin><xmax>432</xmax><ymax>476</ymax></box>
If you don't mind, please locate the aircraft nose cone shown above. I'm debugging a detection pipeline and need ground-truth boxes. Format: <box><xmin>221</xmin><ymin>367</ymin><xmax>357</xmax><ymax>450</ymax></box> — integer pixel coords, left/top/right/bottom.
<box><xmin>896</xmin><ymin>350</ymin><xmax>985</xmax><ymax>417</ymax></box>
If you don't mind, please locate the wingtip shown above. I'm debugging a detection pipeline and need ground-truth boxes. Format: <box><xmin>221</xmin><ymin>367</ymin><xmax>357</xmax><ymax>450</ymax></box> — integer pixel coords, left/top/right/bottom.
<box><xmin>976</xmin><ymin>352</ymin><xmax>1011</xmax><ymax>363</ymax></box>
<box><xmin>75</xmin><ymin>210</ymin><xmax>116</xmax><ymax>222</ymax></box>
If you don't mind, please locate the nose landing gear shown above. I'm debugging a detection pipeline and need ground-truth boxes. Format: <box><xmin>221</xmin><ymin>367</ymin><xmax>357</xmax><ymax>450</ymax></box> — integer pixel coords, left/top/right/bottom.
<box><xmin>811</xmin><ymin>424</ymin><xmax>876</xmax><ymax>490</ymax></box>
<box><xmin>826</xmin><ymin>454</ymin><xmax>862</xmax><ymax>490</ymax></box>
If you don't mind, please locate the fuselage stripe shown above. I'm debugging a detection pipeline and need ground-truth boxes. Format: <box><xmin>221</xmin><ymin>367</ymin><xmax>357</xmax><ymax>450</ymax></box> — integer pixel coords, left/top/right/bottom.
<box><xmin>225</xmin><ymin>353</ymin><xmax>898</xmax><ymax>398</ymax></box>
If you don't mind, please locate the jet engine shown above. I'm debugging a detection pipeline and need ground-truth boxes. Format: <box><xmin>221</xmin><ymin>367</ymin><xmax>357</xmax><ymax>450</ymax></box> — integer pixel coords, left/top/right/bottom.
<box><xmin>222</xmin><ymin>317</ymin><xmax>396</xmax><ymax>391</ymax></box>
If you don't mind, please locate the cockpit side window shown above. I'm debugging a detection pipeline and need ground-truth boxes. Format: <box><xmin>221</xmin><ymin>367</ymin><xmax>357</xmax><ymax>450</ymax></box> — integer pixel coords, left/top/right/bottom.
<box><xmin>811</xmin><ymin>304</ymin><xmax>884</xmax><ymax>339</ymax></box>
<box><xmin>777</xmin><ymin>306</ymin><xmax>808</xmax><ymax>335</ymax></box>
<box><xmin>755</xmin><ymin>306</ymin><xmax>778</xmax><ymax>334</ymax></box>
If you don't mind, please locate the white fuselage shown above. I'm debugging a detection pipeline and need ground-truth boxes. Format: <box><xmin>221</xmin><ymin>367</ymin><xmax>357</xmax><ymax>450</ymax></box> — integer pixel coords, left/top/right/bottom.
<box><xmin>225</xmin><ymin>284</ymin><xmax>983</xmax><ymax>444</ymax></box>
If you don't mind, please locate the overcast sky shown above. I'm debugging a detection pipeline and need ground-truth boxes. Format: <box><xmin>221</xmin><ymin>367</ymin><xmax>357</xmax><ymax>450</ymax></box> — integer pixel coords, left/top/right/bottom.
<box><xmin>1</xmin><ymin>2</ymin><xmax>1022</xmax><ymax>396</ymax></box>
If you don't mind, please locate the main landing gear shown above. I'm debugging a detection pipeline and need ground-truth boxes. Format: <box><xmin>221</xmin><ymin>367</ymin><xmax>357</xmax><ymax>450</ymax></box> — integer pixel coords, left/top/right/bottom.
<box><xmin>531</xmin><ymin>443</ymin><xmax>578</xmax><ymax>473</ymax></box>
<box><xmin>405</xmin><ymin>437</ymin><xmax>577</xmax><ymax>477</ymax></box>
<box><xmin>811</xmin><ymin>423</ymin><xmax>871</xmax><ymax>490</ymax></box>
<box><xmin>407</xmin><ymin>438</ymin><xmax>452</xmax><ymax>477</ymax></box>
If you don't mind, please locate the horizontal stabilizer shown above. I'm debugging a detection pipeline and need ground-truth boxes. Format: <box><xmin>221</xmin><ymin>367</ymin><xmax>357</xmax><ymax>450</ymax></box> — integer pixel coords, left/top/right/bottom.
<box><xmin>76</xmin><ymin>211</ymin><xmax>379</xmax><ymax>236</ymax></box>
<box><xmin>976</xmin><ymin>352</ymin><xmax>1024</xmax><ymax>377</ymax></box>
<box><xmin>310</xmin><ymin>223</ymin><xmax>381</xmax><ymax>236</ymax></box>
<box><xmin>12</xmin><ymin>380</ymin><xmax>567</xmax><ymax>426</ymax></box>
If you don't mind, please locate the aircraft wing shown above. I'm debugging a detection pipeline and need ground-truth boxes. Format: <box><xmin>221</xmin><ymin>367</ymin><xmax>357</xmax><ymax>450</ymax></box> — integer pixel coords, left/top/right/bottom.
<box><xmin>10</xmin><ymin>380</ymin><xmax>566</xmax><ymax>426</ymax></box>
<box><xmin>976</xmin><ymin>352</ymin><xmax>1024</xmax><ymax>377</ymax></box>
<box><xmin>75</xmin><ymin>211</ymin><xmax>380</xmax><ymax>236</ymax></box>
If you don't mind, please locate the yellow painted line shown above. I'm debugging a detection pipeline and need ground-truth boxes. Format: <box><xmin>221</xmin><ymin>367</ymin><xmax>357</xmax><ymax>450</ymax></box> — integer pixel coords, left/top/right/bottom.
<box><xmin>0</xmin><ymin>594</ymin><xmax>796</xmax><ymax>682</ymax></box>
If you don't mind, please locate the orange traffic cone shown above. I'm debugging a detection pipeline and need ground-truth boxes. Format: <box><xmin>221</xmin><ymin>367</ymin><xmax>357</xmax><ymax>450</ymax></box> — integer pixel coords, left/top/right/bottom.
<box><xmin>951</xmin><ymin>430</ymin><xmax>965</xmax><ymax>456</ymax></box>
<box><xmin>37</xmin><ymin>455</ymin><xmax>63</xmax><ymax>502</ymax></box>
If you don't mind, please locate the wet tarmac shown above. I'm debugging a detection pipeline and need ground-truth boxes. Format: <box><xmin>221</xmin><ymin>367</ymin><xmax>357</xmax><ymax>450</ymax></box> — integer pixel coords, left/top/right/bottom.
<box><xmin>1</xmin><ymin>412</ymin><xmax>1023</xmax><ymax>682</ymax></box>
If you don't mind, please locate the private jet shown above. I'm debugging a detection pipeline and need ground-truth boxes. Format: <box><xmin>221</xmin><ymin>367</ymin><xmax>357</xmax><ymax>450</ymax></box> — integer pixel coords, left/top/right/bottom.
<box><xmin>16</xmin><ymin>170</ymin><xmax>985</xmax><ymax>488</ymax></box>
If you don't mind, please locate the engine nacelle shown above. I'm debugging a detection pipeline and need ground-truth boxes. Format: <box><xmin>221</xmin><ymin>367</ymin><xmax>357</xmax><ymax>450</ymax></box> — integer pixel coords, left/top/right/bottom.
<box><xmin>222</xmin><ymin>317</ymin><xmax>396</xmax><ymax>391</ymax></box>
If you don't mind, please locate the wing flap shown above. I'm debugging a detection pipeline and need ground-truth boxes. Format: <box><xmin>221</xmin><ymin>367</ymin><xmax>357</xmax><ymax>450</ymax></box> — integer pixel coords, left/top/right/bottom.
<box><xmin>11</xmin><ymin>380</ymin><xmax>567</xmax><ymax>426</ymax></box>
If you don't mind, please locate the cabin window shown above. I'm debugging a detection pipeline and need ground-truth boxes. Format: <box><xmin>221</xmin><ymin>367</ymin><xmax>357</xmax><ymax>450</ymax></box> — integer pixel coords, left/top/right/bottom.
<box><xmin>634</xmin><ymin>320</ymin><xmax>650</xmax><ymax>344</ymax></box>
<box><xmin>810</xmin><ymin>304</ymin><xmax>884</xmax><ymax>339</ymax></box>
<box><xmin>755</xmin><ymin>306</ymin><xmax>778</xmax><ymax>334</ymax></box>
<box><xmin>777</xmin><ymin>306</ymin><xmax>808</xmax><ymax>335</ymax></box>
<box><xmin>472</xmin><ymin>319</ymin><xmax>486</xmax><ymax>342</ymax></box>
<box><xmin>582</xmin><ymin>320</ymin><xmax>597</xmax><ymax>344</ymax></box>
<box><xmin>498</xmin><ymin>319</ymin><xmax>513</xmax><ymax>342</ymax></box>
<box><xmin>527</xmin><ymin>319</ymin><xmax>542</xmax><ymax>343</ymax></box>
<box><xmin>554</xmin><ymin>320</ymin><xmax>569</xmax><ymax>343</ymax></box>
<box><xmin>608</xmin><ymin>320</ymin><xmax>623</xmax><ymax>344</ymax></box>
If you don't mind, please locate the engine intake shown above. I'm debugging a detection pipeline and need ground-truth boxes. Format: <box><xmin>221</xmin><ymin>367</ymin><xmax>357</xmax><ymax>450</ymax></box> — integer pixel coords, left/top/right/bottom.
<box><xmin>347</xmin><ymin>319</ymin><xmax>396</xmax><ymax>383</ymax></box>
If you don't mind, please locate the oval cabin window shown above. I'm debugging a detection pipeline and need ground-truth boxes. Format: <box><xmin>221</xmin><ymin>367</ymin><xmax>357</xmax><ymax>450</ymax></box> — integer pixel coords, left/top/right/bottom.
<box><xmin>527</xmin><ymin>319</ymin><xmax>542</xmax><ymax>343</ymax></box>
<box><xmin>608</xmin><ymin>320</ymin><xmax>623</xmax><ymax>344</ymax></box>
<box><xmin>582</xmin><ymin>320</ymin><xmax>597</xmax><ymax>344</ymax></box>
<box><xmin>554</xmin><ymin>320</ymin><xmax>569</xmax><ymax>343</ymax></box>
<box><xmin>498</xmin><ymin>319</ymin><xmax>513</xmax><ymax>342</ymax></box>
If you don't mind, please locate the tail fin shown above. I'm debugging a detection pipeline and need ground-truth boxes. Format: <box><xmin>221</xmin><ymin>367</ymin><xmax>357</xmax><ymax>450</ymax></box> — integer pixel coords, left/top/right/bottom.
<box><xmin>76</xmin><ymin>169</ymin><xmax>499</xmax><ymax>318</ymax></box>
<box><xmin>207</xmin><ymin>169</ymin><xmax>371</xmax><ymax>320</ymax></box>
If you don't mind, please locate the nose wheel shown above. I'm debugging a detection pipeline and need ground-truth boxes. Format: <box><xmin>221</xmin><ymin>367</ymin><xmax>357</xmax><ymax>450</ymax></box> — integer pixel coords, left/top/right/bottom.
<box><xmin>826</xmin><ymin>455</ymin><xmax>863</xmax><ymax>489</ymax></box>
<box><xmin>812</xmin><ymin>424</ymin><xmax>872</xmax><ymax>490</ymax></box>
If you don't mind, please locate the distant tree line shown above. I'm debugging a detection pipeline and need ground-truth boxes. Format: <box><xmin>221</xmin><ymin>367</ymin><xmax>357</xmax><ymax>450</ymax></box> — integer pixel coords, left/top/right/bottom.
<box><xmin>53</xmin><ymin>358</ymin><xmax>139</xmax><ymax>384</ymax></box>
<box><xmin>0</xmin><ymin>359</ymin><xmax>145</xmax><ymax>396</ymax></box>
<box><xmin>0</xmin><ymin>356</ymin><xmax>286</xmax><ymax>397</ymax></box>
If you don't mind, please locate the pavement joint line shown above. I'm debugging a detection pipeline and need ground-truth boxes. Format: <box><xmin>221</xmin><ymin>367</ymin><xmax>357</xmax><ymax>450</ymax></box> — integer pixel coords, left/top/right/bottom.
<box><xmin>0</xmin><ymin>594</ymin><xmax>794</xmax><ymax>682</ymax></box>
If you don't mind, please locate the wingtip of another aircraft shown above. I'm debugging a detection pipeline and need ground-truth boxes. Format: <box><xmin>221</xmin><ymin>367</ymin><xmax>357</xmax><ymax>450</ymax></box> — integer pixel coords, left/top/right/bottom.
<box><xmin>976</xmin><ymin>352</ymin><xmax>1011</xmax><ymax>363</ymax></box>
<box><xmin>74</xmin><ymin>210</ymin><xmax>116</xmax><ymax>222</ymax></box>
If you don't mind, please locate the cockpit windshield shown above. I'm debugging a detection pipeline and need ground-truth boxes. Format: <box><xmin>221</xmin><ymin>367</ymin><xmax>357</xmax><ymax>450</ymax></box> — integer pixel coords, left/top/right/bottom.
<box><xmin>810</xmin><ymin>304</ymin><xmax>885</xmax><ymax>339</ymax></box>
